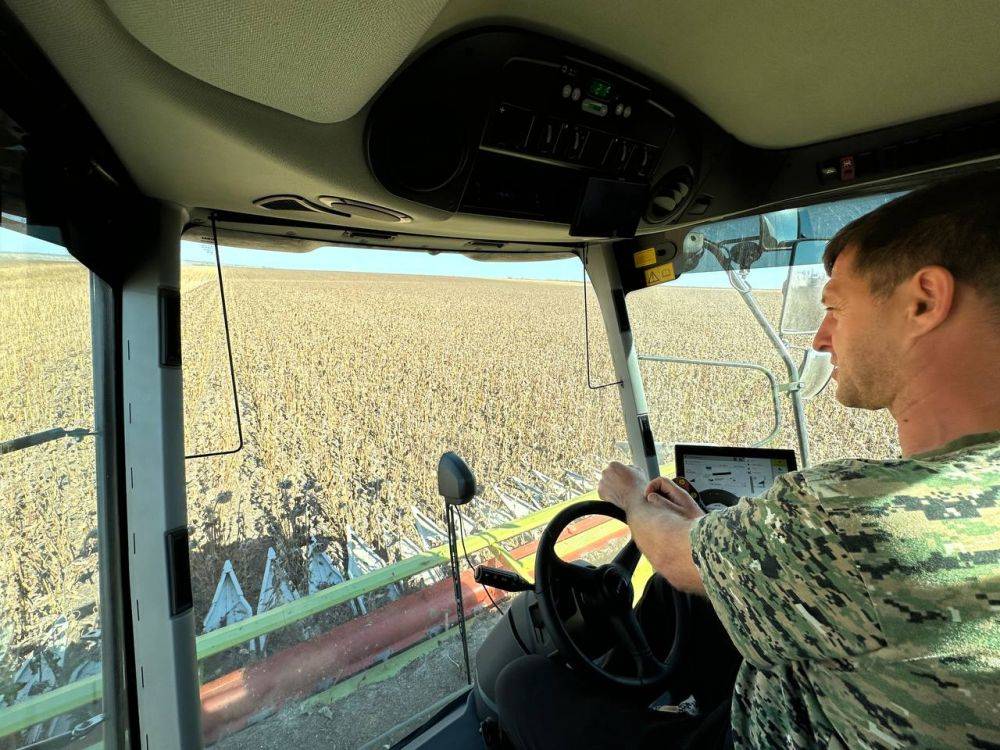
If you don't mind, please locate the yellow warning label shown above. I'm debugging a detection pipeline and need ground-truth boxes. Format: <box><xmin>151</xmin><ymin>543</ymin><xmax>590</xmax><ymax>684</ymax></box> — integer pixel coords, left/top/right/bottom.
<box><xmin>644</xmin><ymin>262</ymin><xmax>676</xmax><ymax>286</ymax></box>
<box><xmin>633</xmin><ymin>247</ymin><xmax>657</xmax><ymax>268</ymax></box>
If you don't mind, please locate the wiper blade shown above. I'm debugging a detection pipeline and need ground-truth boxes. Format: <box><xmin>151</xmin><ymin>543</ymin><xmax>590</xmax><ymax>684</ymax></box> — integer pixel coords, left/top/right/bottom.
<box><xmin>0</xmin><ymin>427</ymin><xmax>93</xmax><ymax>456</ymax></box>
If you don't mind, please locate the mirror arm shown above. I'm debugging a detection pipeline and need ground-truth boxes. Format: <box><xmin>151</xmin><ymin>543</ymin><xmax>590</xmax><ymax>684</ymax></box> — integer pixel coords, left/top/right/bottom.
<box><xmin>729</xmin><ymin>282</ymin><xmax>812</xmax><ymax>467</ymax></box>
<box><xmin>683</xmin><ymin>237</ymin><xmax>812</xmax><ymax>464</ymax></box>
<box><xmin>0</xmin><ymin>427</ymin><xmax>94</xmax><ymax>455</ymax></box>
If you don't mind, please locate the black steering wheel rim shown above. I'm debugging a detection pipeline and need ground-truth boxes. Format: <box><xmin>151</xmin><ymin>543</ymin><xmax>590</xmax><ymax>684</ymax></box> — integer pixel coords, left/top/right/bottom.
<box><xmin>534</xmin><ymin>500</ymin><xmax>688</xmax><ymax>690</ymax></box>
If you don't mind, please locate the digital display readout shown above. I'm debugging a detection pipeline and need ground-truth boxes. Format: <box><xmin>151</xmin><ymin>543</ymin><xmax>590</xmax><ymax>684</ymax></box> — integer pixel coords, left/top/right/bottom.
<box><xmin>683</xmin><ymin>455</ymin><xmax>789</xmax><ymax>500</ymax></box>
<box><xmin>588</xmin><ymin>78</ymin><xmax>613</xmax><ymax>99</ymax></box>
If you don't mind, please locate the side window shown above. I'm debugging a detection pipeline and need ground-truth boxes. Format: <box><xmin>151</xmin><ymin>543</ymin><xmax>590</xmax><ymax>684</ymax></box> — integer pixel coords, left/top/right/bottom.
<box><xmin>0</xmin><ymin>214</ymin><xmax>104</xmax><ymax>746</ymax></box>
<box><xmin>627</xmin><ymin>196</ymin><xmax>900</xmax><ymax>469</ymax></box>
<box><xmin>179</xmin><ymin>241</ymin><xmax>625</xmax><ymax>747</ymax></box>
<box><xmin>628</xmin><ymin>280</ymin><xmax>791</xmax><ymax>459</ymax></box>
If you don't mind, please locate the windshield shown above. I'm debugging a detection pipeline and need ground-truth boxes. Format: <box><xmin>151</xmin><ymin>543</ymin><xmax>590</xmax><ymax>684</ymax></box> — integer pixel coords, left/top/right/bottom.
<box><xmin>174</xmin><ymin>240</ymin><xmax>629</xmax><ymax>748</ymax></box>
<box><xmin>627</xmin><ymin>192</ymin><xmax>904</xmax><ymax>468</ymax></box>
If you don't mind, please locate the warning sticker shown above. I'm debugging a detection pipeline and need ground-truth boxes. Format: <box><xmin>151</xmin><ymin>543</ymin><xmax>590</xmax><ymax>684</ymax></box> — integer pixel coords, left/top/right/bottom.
<box><xmin>644</xmin><ymin>262</ymin><xmax>676</xmax><ymax>286</ymax></box>
<box><xmin>633</xmin><ymin>247</ymin><xmax>657</xmax><ymax>268</ymax></box>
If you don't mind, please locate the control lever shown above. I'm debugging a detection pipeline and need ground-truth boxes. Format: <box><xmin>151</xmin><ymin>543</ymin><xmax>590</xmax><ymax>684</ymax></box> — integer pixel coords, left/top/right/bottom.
<box><xmin>475</xmin><ymin>565</ymin><xmax>533</xmax><ymax>593</ymax></box>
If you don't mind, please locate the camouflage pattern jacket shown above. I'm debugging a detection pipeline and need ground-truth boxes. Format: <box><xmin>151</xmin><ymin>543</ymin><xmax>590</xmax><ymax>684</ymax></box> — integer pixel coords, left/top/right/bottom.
<box><xmin>690</xmin><ymin>431</ymin><xmax>1000</xmax><ymax>749</ymax></box>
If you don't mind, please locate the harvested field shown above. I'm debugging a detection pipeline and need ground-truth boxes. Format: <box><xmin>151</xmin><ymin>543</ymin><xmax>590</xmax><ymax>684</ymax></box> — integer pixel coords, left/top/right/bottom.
<box><xmin>1</xmin><ymin>253</ymin><xmax>899</xmax><ymax>746</ymax></box>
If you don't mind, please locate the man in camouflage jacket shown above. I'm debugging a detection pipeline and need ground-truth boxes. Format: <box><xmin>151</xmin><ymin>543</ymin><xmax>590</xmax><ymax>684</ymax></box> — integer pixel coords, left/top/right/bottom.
<box><xmin>597</xmin><ymin>172</ymin><xmax>1000</xmax><ymax>748</ymax></box>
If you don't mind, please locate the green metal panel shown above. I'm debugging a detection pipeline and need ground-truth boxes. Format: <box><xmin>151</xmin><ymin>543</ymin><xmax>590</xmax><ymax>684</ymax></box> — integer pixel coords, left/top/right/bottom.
<box><xmin>0</xmin><ymin>494</ymin><xmax>593</xmax><ymax>740</ymax></box>
<box><xmin>0</xmin><ymin>677</ymin><xmax>101</xmax><ymax>738</ymax></box>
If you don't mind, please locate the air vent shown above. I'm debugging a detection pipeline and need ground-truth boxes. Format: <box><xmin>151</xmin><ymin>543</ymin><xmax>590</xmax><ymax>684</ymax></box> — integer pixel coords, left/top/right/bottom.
<box><xmin>342</xmin><ymin>229</ymin><xmax>398</xmax><ymax>242</ymax></box>
<box><xmin>316</xmin><ymin>196</ymin><xmax>412</xmax><ymax>223</ymax></box>
<box><xmin>645</xmin><ymin>166</ymin><xmax>695</xmax><ymax>224</ymax></box>
<box><xmin>256</xmin><ymin>197</ymin><xmax>310</xmax><ymax>212</ymax></box>
<box><xmin>253</xmin><ymin>194</ymin><xmax>349</xmax><ymax>217</ymax></box>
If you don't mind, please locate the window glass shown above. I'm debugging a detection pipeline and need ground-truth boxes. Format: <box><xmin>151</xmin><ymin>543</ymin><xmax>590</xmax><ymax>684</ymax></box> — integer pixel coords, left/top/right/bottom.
<box><xmin>629</xmin><ymin>280</ymin><xmax>793</xmax><ymax>460</ymax></box>
<box><xmin>0</xmin><ymin>215</ymin><xmax>104</xmax><ymax>747</ymax></box>
<box><xmin>628</xmin><ymin>193</ymin><xmax>901</xmax><ymax>470</ymax></box>
<box><xmin>179</xmin><ymin>241</ymin><xmax>625</xmax><ymax>747</ymax></box>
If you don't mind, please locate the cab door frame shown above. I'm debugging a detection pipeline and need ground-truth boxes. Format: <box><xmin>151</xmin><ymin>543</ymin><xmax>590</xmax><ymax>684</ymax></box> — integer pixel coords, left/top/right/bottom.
<box><xmin>1</xmin><ymin>5</ymin><xmax>203</xmax><ymax>742</ymax></box>
<box><xmin>583</xmin><ymin>242</ymin><xmax>660</xmax><ymax>480</ymax></box>
<box><xmin>119</xmin><ymin>202</ymin><xmax>203</xmax><ymax>748</ymax></box>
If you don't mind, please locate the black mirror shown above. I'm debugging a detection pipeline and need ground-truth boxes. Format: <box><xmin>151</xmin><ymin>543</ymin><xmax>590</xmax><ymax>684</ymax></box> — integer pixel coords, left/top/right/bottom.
<box><xmin>437</xmin><ymin>451</ymin><xmax>476</xmax><ymax>506</ymax></box>
<box><xmin>729</xmin><ymin>240</ymin><xmax>763</xmax><ymax>270</ymax></box>
<box><xmin>759</xmin><ymin>209</ymin><xmax>799</xmax><ymax>251</ymax></box>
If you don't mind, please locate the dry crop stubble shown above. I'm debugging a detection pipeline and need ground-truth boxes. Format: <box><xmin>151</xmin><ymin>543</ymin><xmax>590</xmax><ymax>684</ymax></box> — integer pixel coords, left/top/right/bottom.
<box><xmin>1</xmin><ymin>259</ymin><xmax>99</xmax><ymax>700</ymax></box>
<box><xmin>2</xmin><ymin>259</ymin><xmax>899</xmax><ymax>688</ymax></box>
<box><xmin>628</xmin><ymin>284</ymin><xmax>899</xmax><ymax>465</ymax></box>
<box><xmin>180</xmin><ymin>267</ymin><xmax>625</xmax><ymax>640</ymax></box>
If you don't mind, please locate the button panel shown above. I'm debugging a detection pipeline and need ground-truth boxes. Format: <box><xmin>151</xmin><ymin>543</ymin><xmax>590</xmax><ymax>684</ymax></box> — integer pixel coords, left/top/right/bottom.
<box><xmin>559</xmin><ymin>125</ymin><xmax>589</xmax><ymax>161</ymax></box>
<box><xmin>484</xmin><ymin>105</ymin><xmax>660</xmax><ymax>178</ymax></box>
<box><xmin>367</xmin><ymin>29</ymin><xmax>681</xmax><ymax>227</ymax></box>
<box><xmin>606</xmin><ymin>138</ymin><xmax>635</xmax><ymax>173</ymax></box>
<box><xmin>581</xmin><ymin>98</ymin><xmax>608</xmax><ymax>117</ymax></box>
<box><xmin>582</xmin><ymin>130</ymin><xmax>613</xmax><ymax>167</ymax></box>
<box><xmin>532</xmin><ymin>116</ymin><xmax>566</xmax><ymax>156</ymax></box>
<box><xmin>477</xmin><ymin>56</ymin><xmax>672</xmax><ymax>185</ymax></box>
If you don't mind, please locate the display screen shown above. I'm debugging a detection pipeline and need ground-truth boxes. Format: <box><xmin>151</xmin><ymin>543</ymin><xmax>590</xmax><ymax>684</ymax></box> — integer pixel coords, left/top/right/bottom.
<box><xmin>675</xmin><ymin>445</ymin><xmax>796</xmax><ymax>507</ymax></box>
<box><xmin>588</xmin><ymin>78</ymin><xmax>613</xmax><ymax>99</ymax></box>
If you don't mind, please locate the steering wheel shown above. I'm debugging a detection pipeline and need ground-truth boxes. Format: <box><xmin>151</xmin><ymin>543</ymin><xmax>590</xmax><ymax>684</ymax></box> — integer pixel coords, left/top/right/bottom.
<box><xmin>534</xmin><ymin>500</ymin><xmax>688</xmax><ymax>689</ymax></box>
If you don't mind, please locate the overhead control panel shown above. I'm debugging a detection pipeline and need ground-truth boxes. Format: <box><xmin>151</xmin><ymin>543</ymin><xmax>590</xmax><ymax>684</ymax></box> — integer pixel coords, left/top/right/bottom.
<box><xmin>366</xmin><ymin>29</ymin><xmax>698</xmax><ymax>237</ymax></box>
<box><xmin>368</xmin><ymin>28</ymin><xmax>1000</xmax><ymax>239</ymax></box>
<box><xmin>477</xmin><ymin>61</ymin><xmax>671</xmax><ymax>182</ymax></box>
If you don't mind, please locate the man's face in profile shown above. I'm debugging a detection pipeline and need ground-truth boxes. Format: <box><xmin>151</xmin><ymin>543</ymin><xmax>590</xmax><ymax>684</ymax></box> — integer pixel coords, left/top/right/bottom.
<box><xmin>813</xmin><ymin>246</ymin><xmax>900</xmax><ymax>410</ymax></box>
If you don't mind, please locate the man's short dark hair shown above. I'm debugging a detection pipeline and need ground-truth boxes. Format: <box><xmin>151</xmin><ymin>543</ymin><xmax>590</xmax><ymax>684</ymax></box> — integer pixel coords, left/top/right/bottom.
<box><xmin>823</xmin><ymin>169</ymin><xmax>1000</xmax><ymax>311</ymax></box>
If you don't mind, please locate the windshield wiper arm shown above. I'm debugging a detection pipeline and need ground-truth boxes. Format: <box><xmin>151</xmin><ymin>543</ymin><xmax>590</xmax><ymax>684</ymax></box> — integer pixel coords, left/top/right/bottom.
<box><xmin>15</xmin><ymin>713</ymin><xmax>104</xmax><ymax>750</ymax></box>
<box><xmin>1</xmin><ymin>427</ymin><xmax>94</xmax><ymax>456</ymax></box>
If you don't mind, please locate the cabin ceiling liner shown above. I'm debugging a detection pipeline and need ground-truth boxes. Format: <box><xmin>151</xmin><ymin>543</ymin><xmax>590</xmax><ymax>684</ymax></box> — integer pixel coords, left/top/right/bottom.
<box><xmin>101</xmin><ymin>0</ymin><xmax>449</xmax><ymax>122</ymax></box>
<box><xmin>100</xmin><ymin>0</ymin><xmax>1000</xmax><ymax>145</ymax></box>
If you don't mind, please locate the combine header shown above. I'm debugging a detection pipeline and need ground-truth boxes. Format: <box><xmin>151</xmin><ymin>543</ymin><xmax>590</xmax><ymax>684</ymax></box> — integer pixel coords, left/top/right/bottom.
<box><xmin>4</xmin><ymin>462</ymin><xmax>610</xmax><ymax>746</ymax></box>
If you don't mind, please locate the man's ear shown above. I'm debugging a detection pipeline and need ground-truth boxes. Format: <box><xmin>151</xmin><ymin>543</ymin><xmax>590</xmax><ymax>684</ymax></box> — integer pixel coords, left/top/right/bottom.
<box><xmin>905</xmin><ymin>265</ymin><xmax>955</xmax><ymax>334</ymax></box>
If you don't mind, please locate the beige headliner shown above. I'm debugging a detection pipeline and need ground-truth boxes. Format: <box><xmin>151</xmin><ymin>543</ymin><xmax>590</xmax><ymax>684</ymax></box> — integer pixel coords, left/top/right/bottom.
<box><xmin>8</xmin><ymin>0</ymin><xmax>1000</xmax><ymax>243</ymax></box>
<box><xmin>104</xmin><ymin>0</ymin><xmax>450</xmax><ymax>123</ymax></box>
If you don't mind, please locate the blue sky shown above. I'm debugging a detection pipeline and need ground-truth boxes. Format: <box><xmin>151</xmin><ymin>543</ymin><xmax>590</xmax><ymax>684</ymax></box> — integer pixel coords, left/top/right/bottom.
<box><xmin>178</xmin><ymin>240</ymin><xmax>798</xmax><ymax>288</ymax></box>
<box><xmin>178</xmin><ymin>239</ymin><xmax>586</xmax><ymax>281</ymax></box>
<box><xmin>1</xmin><ymin>215</ymin><xmax>800</xmax><ymax>289</ymax></box>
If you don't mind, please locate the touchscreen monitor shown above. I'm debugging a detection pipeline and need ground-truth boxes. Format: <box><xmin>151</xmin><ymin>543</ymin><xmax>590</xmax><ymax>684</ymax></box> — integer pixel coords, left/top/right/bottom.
<box><xmin>675</xmin><ymin>445</ymin><xmax>797</xmax><ymax>507</ymax></box>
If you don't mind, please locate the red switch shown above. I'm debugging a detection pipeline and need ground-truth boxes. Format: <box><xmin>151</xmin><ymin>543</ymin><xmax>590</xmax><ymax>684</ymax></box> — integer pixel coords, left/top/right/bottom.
<box><xmin>839</xmin><ymin>155</ymin><xmax>856</xmax><ymax>181</ymax></box>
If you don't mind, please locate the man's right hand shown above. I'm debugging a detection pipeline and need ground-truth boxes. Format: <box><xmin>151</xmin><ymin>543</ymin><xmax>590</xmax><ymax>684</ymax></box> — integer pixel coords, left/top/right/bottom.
<box><xmin>644</xmin><ymin>477</ymin><xmax>705</xmax><ymax>521</ymax></box>
<box><xmin>620</xmin><ymin>476</ymin><xmax>707</xmax><ymax>595</ymax></box>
